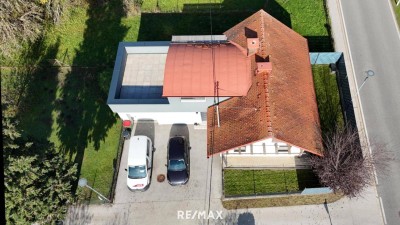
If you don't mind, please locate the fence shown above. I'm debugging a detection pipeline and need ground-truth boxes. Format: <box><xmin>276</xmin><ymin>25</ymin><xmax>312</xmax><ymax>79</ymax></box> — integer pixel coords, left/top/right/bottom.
<box><xmin>223</xmin><ymin>168</ymin><xmax>321</xmax><ymax>198</ymax></box>
<box><xmin>108</xmin><ymin>124</ymin><xmax>125</xmax><ymax>202</ymax></box>
<box><xmin>309</xmin><ymin>52</ymin><xmax>357</xmax><ymax>129</ymax></box>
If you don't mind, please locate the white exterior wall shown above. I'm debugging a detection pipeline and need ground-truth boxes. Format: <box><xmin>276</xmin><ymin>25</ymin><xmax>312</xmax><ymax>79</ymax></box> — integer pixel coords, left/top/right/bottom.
<box><xmin>118</xmin><ymin>112</ymin><xmax>202</xmax><ymax>124</ymax></box>
<box><xmin>226</xmin><ymin>138</ymin><xmax>302</xmax><ymax>156</ymax></box>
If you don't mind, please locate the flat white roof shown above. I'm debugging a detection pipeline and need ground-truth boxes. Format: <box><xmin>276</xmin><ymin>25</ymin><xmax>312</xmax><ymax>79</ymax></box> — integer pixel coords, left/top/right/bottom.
<box><xmin>120</xmin><ymin>46</ymin><xmax>168</xmax><ymax>99</ymax></box>
<box><xmin>128</xmin><ymin>136</ymin><xmax>148</xmax><ymax>166</ymax></box>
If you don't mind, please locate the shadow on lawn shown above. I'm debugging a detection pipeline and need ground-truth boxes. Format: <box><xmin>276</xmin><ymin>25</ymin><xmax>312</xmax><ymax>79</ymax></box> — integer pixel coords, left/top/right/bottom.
<box><xmin>137</xmin><ymin>12</ymin><xmax>253</xmax><ymax>41</ymax></box>
<box><xmin>138</xmin><ymin>0</ymin><xmax>332</xmax><ymax>51</ymax></box>
<box><xmin>312</xmin><ymin>65</ymin><xmax>344</xmax><ymax>134</ymax></box>
<box><xmin>16</xmin><ymin>38</ymin><xmax>62</xmax><ymax>142</ymax></box>
<box><xmin>295</xmin><ymin>169</ymin><xmax>321</xmax><ymax>190</ymax></box>
<box><xmin>56</xmin><ymin>0</ymin><xmax>128</xmax><ymax>193</ymax></box>
<box><xmin>137</xmin><ymin>0</ymin><xmax>288</xmax><ymax>40</ymax></box>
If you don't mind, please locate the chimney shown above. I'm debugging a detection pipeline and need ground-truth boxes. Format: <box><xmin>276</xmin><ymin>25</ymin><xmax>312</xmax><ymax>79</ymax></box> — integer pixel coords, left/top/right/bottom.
<box><xmin>256</xmin><ymin>62</ymin><xmax>272</xmax><ymax>74</ymax></box>
<box><xmin>247</xmin><ymin>38</ymin><xmax>259</xmax><ymax>56</ymax></box>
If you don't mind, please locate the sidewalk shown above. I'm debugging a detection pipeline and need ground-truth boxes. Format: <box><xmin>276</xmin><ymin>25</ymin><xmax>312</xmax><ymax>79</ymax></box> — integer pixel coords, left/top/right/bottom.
<box><xmin>64</xmin><ymin>186</ymin><xmax>383</xmax><ymax>225</ymax></box>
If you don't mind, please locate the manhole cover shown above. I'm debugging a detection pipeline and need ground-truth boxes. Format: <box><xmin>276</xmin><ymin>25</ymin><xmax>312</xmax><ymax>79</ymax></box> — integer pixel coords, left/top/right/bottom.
<box><xmin>157</xmin><ymin>174</ymin><xmax>165</xmax><ymax>182</ymax></box>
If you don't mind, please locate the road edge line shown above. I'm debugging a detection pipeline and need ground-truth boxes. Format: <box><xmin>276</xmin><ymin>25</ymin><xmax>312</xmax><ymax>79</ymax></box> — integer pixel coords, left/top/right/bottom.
<box><xmin>379</xmin><ymin>197</ymin><xmax>388</xmax><ymax>224</ymax></box>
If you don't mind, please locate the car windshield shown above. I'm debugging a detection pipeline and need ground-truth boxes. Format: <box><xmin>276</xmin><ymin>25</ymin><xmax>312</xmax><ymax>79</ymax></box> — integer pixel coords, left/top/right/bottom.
<box><xmin>168</xmin><ymin>159</ymin><xmax>186</xmax><ymax>171</ymax></box>
<box><xmin>128</xmin><ymin>165</ymin><xmax>146</xmax><ymax>179</ymax></box>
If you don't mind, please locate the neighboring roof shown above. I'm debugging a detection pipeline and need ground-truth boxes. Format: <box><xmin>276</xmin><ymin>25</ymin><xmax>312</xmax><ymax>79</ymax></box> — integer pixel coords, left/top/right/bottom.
<box><xmin>162</xmin><ymin>43</ymin><xmax>252</xmax><ymax>97</ymax></box>
<box><xmin>207</xmin><ymin>10</ymin><xmax>322</xmax><ymax>157</ymax></box>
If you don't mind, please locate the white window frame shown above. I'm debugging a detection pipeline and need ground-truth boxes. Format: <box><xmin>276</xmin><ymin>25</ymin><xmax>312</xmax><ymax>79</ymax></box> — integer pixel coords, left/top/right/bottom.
<box><xmin>232</xmin><ymin>146</ymin><xmax>250</xmax><ymax>154</ymax></box>
<box><xmin>276</xmin><ymin>143</ymin><xmax>290</xmax><ymax>153</ymax></box>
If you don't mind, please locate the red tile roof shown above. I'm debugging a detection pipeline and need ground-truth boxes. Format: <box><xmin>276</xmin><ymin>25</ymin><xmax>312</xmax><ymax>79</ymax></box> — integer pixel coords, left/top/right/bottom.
<box><xmin>207</xmin><ymin>10</ymin><xmax>322</xmax><ymax>157</ymax></box>
<box><xmin>162</xmin><ymin>43</ymin><xmax>252</xmax><ymax>97</ymax></box>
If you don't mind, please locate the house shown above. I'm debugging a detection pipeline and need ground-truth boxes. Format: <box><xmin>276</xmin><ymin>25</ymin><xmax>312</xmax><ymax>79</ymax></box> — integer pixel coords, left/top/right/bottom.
<box><xmin>107</xmin><ymin>10</ymin><xmax>322</xmax><ymax>167</ymax></box>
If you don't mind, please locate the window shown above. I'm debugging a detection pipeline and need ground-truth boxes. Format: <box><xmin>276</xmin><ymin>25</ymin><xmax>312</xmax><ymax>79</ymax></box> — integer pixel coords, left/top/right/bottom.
<box><xmin>128</xmin><ymin>165</ymin><xmax>147</xmax><ymax>179</ymax></box>
<box><xmin>168</xmin><ymin>159</ymin><xmax>187</xmax><ymax>171</ymax></box>
<box><xmin>180</xmin><ymin>97</ymin><xmax>206</xmax><ymax>102</ymax></box>
<box><xmin>276</xmin><ymin>143</ymin><xmax>289</xmax><ymax>153</ymax></box>
<box><xmin>233</xmin><ymin>146</ymin><xmax>247</xmax><ymax>153</ymax></box>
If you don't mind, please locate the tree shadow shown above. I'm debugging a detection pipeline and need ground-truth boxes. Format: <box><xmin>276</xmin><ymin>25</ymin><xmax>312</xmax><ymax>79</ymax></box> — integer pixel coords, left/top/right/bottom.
<box><xmin>313</xmin><ymin>65</ymin><xmax>344</xmax><ymax>134</ymax></box>
<box><xmin>64</xmin><ymin>204</ymin><xmax>93</xmax><ymax>225</ymax></box>
<box><xmin>137</xmin><ymin>12</ymin><xmax>253</xmax><ymax>41</ymax></box>
<box><xmin>306</xmin><ymin>36</ymin><xmax>334</xmax><ymax>53</ymax></box>
<box><xmin>55</xmin><ymin>0</ymin><xmax>128</xmax><ymax>193</ymax></box>
<box><xmin>138</xmin><ymin>1</ymin><xmax>331</xmax><ymax>52</ymax></box>
<box><xmin>138</xmin><ymin>0</ymin><xmax>271</xmax><ymax>40</ymax></box>
<box><xmin>16</xmin><ymin>38</ymin><xmax>62</xmax><ymax>142</ymax></box>
<box><xmin>264</xmin><ymin>0</ymin><xmax>291</xmax><ymax>28</ymax></box>
<box><xmin>295</xmin><ymin>169</ymin><xmax>321</xmax><ymax>190</ymax></box>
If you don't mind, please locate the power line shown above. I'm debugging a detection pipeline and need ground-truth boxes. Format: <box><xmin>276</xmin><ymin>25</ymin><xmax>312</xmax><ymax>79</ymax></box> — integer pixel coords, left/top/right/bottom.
<box><xmin>207</xmin><ymin>5</ymin><xmax>215</xmax><ymax>225</ymax></box>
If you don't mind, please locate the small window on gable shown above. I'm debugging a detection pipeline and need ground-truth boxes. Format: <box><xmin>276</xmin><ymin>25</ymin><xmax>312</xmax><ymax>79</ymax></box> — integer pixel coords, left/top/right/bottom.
<box><xmin>276</xmin><ymin>143</ymin><xmax>289</xmax><ymax>153</ymax></box>
<box><xmin>180</xmin><ymin>97</ymin><xmax>206</xmax><ymax>102</ymax></box>
<box><xmin>233</xmin><ymin>146</ymin><xmax>246</xmax><ymax>153</ymax></box>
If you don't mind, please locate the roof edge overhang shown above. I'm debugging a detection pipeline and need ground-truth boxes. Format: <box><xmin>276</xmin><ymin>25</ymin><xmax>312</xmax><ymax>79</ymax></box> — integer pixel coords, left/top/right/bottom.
<box><xmin>207</xmin><ymin>135</ymin><xmax>323</xmax><ymax>157</ymax></box>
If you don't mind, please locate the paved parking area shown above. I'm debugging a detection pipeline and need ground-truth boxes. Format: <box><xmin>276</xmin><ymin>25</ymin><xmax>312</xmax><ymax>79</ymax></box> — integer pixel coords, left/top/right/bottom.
<box><xmin>114</xmin><ymin>121</ymin><xmax>222</xmax><ymax>205</ymax></box>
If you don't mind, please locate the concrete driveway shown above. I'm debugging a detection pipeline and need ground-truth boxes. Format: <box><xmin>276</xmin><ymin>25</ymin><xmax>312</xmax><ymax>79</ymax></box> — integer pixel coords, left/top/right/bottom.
<box><xmin>114</xmin><ymin>121</ymin><xmax>222</xmax><ymax>205</ymax></box>
<box><xmin>66</xmin><ymin>122</ymin><xmax>385</xmax><ymax>225</ymax></box>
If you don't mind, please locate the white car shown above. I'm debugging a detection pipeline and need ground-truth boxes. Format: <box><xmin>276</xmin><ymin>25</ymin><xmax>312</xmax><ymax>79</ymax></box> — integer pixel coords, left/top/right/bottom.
<box><xmin>126</xmin><ymin>136</ymin><xmax>153</xmax><ymax>191</ymax></box>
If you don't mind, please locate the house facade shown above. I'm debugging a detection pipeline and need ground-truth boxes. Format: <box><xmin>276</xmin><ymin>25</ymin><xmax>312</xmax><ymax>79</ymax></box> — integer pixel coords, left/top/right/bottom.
<box><xmin>107</xmin><ymin>10</ymin><xmax>322</xmax><ymax>166</ymax></box>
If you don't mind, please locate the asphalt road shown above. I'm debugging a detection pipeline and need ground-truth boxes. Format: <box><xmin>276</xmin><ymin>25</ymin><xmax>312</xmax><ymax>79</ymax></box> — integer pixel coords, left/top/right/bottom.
<box><xmin>340</xmin><ymin>1</ymin><xmax>400</xmax><ymax>224</ymax></box>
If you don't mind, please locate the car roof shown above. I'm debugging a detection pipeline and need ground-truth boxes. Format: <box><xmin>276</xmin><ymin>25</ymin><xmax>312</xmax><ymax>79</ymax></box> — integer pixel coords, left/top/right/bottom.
<box><xmin>128</xmin><ymin>136</ymin><xmax>149</xmax><ymax>166</ymax></box>
<box><xmin>168</xmin><ymin>136</ymin><xmax>186</xmax><ymax>160</ymax></box>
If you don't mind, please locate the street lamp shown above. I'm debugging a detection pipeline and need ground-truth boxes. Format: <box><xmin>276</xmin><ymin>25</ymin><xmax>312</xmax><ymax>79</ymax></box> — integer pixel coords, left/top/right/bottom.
<box><xmin>78</xmin><ymin>178</ymin><xmax>110</xmax><ymax>203</ymax></box>
<box><xmin>358</xmin><ymin>70</ymin><xmax>375</xmax><ymax>92</ymax></box>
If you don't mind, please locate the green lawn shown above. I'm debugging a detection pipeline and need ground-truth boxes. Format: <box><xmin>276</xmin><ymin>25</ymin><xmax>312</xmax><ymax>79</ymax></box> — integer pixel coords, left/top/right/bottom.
<box><xmin>312</xmin><ymin>65</ymin><xmax>344</xmax><ymax>134</ymax></box>
<box><xmin>223</xmin><ymin>169</ymin><xmax>320</xmax><ymax>197</ymax></box>
<box><xmin>5</xmin><ymin>0</ymin><xmax>333</xmax><ymax>203</ymax></box>
<box><xmin>11</xmin><ymin>2</ymin><xmax>126</xmax><ymax>203</ymax></box>
<box><xmin>77</xmin><ymin>122</ymin><xmax>122</xmax><ymax>203</ymax></box>
<box><xmin>393</xmin><ymin>1</ymin><xmax>400</xmax><ymax>26</ymax></box>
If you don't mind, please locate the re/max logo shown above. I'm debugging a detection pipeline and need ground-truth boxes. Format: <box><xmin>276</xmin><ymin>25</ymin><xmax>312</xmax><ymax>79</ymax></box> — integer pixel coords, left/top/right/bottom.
<box><xmin>177</xmin><ymin>210</ymin><xmax>224</xmax><ymax>220</ymax></box>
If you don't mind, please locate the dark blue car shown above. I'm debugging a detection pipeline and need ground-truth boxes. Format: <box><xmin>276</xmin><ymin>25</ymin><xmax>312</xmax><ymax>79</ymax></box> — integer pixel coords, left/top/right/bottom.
<box><xmin>167</xmin><ymin>136</ymin><xmax>190</xmax><ymax>185</ymax></box>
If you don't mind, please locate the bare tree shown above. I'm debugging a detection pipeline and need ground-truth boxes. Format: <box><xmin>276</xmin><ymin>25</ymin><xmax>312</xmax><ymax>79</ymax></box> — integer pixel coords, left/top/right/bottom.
<box><xmin>309</xmin><ymin>125</ymin><xmax>392</xmax><ymax>198</ymax></box>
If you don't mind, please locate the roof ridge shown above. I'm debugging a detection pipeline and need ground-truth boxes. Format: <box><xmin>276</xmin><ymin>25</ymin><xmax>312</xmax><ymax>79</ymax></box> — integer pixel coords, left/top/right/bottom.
<box><xmin>262</xmin><ymin>71</ymin><xmax>273</xmax><ymax>136</ymax></box>
<box><xmin>259</xmin><ymin>12</ymin><xmax>266</xmax><ymax>57</ymax></box>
